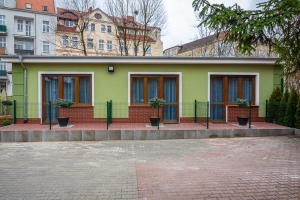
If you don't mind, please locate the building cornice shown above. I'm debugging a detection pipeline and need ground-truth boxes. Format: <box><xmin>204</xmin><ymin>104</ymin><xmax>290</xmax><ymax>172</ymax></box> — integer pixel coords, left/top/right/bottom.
<box><xmin>0</xmin><ymin>6</ymin><xmax>57</xmax><ymax>16</ymax></box>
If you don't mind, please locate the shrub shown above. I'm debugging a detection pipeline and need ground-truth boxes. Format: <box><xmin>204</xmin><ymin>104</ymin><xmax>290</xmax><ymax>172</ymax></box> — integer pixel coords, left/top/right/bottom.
<box><xmin>295</xmin><ymin>98</ymin><xmax>300</xmax><ymax>129</ymax></box>
<box><xmin>284</xmin><ymin>90</ymin><xmax>299</xmax><ymax>128</ymax></box>
<box><xmin>1</xmin><ymin>119</ymin><xmax>12</xmax><ymax>127</ymax></box>
<box><xmin>278</xmin><ymin>91</ymin><xmax>289</xmax><ymax>125</ymax></box>
<box><xmin>55</xmin><ymin>98</ymin><xmax>73</xmax><ymax>108</ymax></box>
<box><xmin>267</xmin><ymin>87</ymin><xmax>282</xmax><ymax>123</ymax></box>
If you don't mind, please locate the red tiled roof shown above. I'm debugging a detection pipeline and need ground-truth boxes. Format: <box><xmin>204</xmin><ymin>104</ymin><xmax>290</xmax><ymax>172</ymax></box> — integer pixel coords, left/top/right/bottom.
<box><xmin>57</xmin><ymin>7</ymin><xmax>79</xmax><ymax>20</ymax></box>
<box><xmin>16</xmin><ymin>0</ymin><xmax>55</xmax><ymax>13</ymax></box>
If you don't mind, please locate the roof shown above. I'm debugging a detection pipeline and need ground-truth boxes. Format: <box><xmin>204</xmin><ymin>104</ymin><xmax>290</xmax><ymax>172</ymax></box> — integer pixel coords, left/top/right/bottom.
<box><xmin>1</xmin><ymin>56</ymin><xmax>277</xmax><ymax>65</ymax></box>
<box><xmin>16</xmin><ymin>0</ymin><xmax>55</xmax><ymax>14</ymax></box>
<box><xmin>57</xmin><ymin>7</ymin><xmax>79</xmax><ymax>19</ymax></box>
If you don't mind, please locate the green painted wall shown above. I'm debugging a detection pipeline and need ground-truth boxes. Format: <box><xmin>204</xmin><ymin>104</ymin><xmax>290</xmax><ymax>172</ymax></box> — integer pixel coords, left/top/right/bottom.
<box><xmin>12</xmin><ymin>63</ymin><xmax>279</xmax><ymax>119</ymax></box>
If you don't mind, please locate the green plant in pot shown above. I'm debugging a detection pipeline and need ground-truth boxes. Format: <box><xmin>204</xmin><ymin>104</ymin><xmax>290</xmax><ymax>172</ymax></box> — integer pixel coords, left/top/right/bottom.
<box><xmin>149</xmin><ymin>97</ymin><xmax>165</xmax><ymax>127</ymax></box>
<box><xmin>55</xmin><ymin>98</ymin><xmax>73</xmax><ymax>127</ymax></box>
<box><xmin>236</xmin><ymin>98</ymin><xmax>249</xmax><ymax>126</ymax></box>
<box><xmin>0</xmin><ymin>89</ymin><xmax>12</xmax><ymax>115</ymax></box>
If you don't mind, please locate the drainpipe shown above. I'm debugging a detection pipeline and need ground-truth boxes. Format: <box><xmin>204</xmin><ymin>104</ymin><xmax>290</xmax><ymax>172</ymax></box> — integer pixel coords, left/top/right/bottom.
<box><xmin>19</xmin><ymin>55</ymin><xmax>28</xmax><ymax>123</ymax></box>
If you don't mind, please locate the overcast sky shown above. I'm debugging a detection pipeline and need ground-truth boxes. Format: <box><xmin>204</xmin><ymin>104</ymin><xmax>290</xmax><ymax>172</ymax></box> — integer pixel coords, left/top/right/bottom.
<box><xmin>58</xmin><ymin>0</ymin><xmax>262</xmax><ymax>50</ymax></box>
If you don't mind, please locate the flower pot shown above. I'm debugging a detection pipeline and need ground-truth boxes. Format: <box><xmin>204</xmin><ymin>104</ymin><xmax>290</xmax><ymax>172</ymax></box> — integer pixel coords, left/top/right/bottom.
<box><xmin>237</xmin><ymin>116</ymin><xmax>249</xmax><ymax>126</ymax></box>
<box><xmin>150</xmin><ymin>117</ymin><xmax>160</xmax><ymax>126</ymax></box>
<box><xmin>57</xmin><ymin>117</ymin><xmax>69</xmax><ymax>127</ymax></box>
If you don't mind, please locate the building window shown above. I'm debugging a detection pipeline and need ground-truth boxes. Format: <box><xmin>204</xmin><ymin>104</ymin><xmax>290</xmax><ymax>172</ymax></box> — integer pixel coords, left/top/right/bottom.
<box><xmin>119</xmin><ymin>41</ymin><xmax>124</xmax><ymax>52</ymax></box>
<box><xmin>132</xmin><ymin>77</ymin><xmax>144</xmax><ymax>104</ymax></box>
<box><xmin>25</xmin><ymin>21</ymin><xmax>31</xmax><ymax>36</ymax></box>
<box><xmin>146</xmin><ymin>45</ymin><xmax>152</xmax><ymax>55</ymax></box>
<box><xmin>64</xmin><ymin>20</ymin><xmax>74</xmax><ymax>27</ymax></box>
<box><xmin>42</xmin><ymin>41</ymin><xmax>50</xmax><ymax>53</ymax></box>
<box><xmin>0</xmin><ymin>37</ymin><xmax>6</xmax><ymax>48</ymax></box>
<box><xmin>71</xmin><ymin>36</ymin><xmax>78</xmax><ymax>48</ymax></box>
<box><xmin>101</xmin><ymin>25</ymin><xmax>106</xmax><ymax>32</ymax></box>
<box><xmin>90</xmin><ymin>23</ymin><xmax>95</xmax><ymax>31</ymax></box>
<box><xmin>42</xmin><ymin>21</ymin><xmax>50</xmax><ymax>33</ymax></box>
<box><xmin>17</xmin><ymin>19</ymin><xmax>23</xmax><ymax>32</ymax></box>
<box><xmin>43</xmin><ymin>6</ymin><xmax>48</xmax><ymax>12</ymax></box>
<box><xmin>99</xmin><ymin>39</ymin><xmax>104</xmax><ymax>50</ymax></box>
<box><xmin>107</xmin><ymin>25</ymin><xmax>112</xmax><ymax>33</ymax></box>
<box><xmin>87</xmin><ymin>38</ymin><xmax>93</xmax><ymax>49</ymax></box>
<box><xmin>0</xmin><ymin>15</ymin><xmax>5</xmax><ymax>25</ymax></box>
<box><xmin>25</xmin><ymin>3</ymin><xmax>32</xmax><ymax>9</ymax></box>
<box><xmin>107</xmin><ymin>40</ymin><xmax>112</xmax><ymax>51</ymax></box>
<box><xmin>0</xmin><ymin>0</ymin><xmax>4</xmax><ymax>7</ymax></box>
<box><xmin>62</xmin><ymin>35</ymin><xmax>69</xmax><ymax>47</ymax></box>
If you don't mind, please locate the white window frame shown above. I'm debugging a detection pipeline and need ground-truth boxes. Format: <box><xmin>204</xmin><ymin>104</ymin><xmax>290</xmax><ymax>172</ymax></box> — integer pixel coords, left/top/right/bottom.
<box><xmin>107</xmin><ymin>40</ymin><xmax>112</xmax><ymax>51</ymax></box>
<box><xmin>0</xmin><ymin>15</ymin><xmax>5</xmax><ymax>25</ymax></box>
<box><xmin>99</xmin><ymin>39</ymin><xmax>104</xmax><ymax>50</ymax></box>
<box><xmin>25</xmin><ymin>21</ymin><xmax>31</xmax><ymax>36</ymax></box>
<box><xmin>42</xmin><ymin>21</ymin><xmax>50</xmax><ymax>33</ymax></box>
<box><xmin>64</xmin><ymin>20</ymin><xmax>74</xmax><ymax>27</ymax></box>
<box><xmin>71</xmin><ymin>36</ymin><xmax>78</xmax><ymax>48</ymax></box>
<box><xmin>43</xmin><ymin>6</ymin><xmax>48</xmax><ymax>12</ymax></box>
<box><xmin>25</xmin><ymin>3</ymin><xmax>32</xmax><ymax>9</ymax></box>
<box><xmin>91</xmin><ymin>23</ymin><xmax>95</xmax><ymax>31</ymax></box>
<box><xmin>17</xmin><ymin>19</ymin><xmax>23</xmax><ymax>32</ymax></box>
<box><xmin>42</xmin><ymin>41</ymin><xmax>50</xmax><ymax>53</ymax></box>
<box><xmin>101</xmin><ymin>25</ymin><xmax>106</xmax><ymax>32</ymax></box>
<box><xmin>107</xmin><ymin>25</ymin><xmax>112</xmax><ymax>33</ymax></box>
<box><xmin>87</xmin><ymin>38</ymin><xmax>93</xmax><ymax>49</ymax></box>
<box><xmin>62</xmin><ymin>35</ymin><xmax>69</xmax><ymax>47</ymax></box>
<box><xmin>0</xmin><ymin>36</ymin><xmax>6</xmax><ymax>48</ymax></box>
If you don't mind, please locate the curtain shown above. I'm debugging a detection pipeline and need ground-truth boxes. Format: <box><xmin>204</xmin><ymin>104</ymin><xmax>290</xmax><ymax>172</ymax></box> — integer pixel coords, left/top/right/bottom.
<box><xmin>133</xmin><ymin>78</ymin><xmax>144</xmax><ymax>104</ymax></box>
<box><xmin>45</xmin><ymin>77</ymin><xmax>58</xmax><ymax>121</ymax></box>
<box><xmin>242</xmin><ymin>78</ymin><xmax>253</xmax><ymax>103</ymax></box>
<box><xmin>163</xmin><ymin>78</ymin><xmax>177</xmax><ymax>121</ymax></box>
<box><xmin>210</xmin><ymin>78</ymin><xmax>224</xmax><ymax>120</ymax></box>
<box><xmin>148</xmin><ymin>78</ymin><xmax>158</xmax><ymax>101</ymax></box>
<box><xmin>64</xmin><ymin>77</ymin><xmax>75</xmax><ymax>102</ymax></box>
<box><xmin>228</xmin><ymin>78</ymin><xmax>238</xmax><ymax>102</ymax></box>
<box><xmin>79</xmin><ymin>77</ymin><xmax>90</xmax><ymax>104</ymax></box>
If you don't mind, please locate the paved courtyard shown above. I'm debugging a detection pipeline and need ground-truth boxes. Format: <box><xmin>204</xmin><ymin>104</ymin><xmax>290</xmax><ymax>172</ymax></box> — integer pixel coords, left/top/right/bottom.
<box><xmin>0</xmin><ymin>136</ymin><xmax>299</xmax><ymax>200</ymax></box>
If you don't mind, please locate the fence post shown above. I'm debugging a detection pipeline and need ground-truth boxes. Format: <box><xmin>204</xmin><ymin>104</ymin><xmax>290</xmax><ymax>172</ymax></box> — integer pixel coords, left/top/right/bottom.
<box><xmin>265</xmin><ymin>100</ymin><xmax>268</xmax><ymax>122</ymax></box>
<box><xmin>194</xmin><ymin>100</ymin><xmax>197</xmax><ymax>123</ymax></box>
<box><xmin>249</xmin><ymin>101</ymin><xmax>252</xmax><ymax>129</ymax></box>
<box><xmin>13</xmin><ymin>100</ymin><xmax>16</xmax><ymax>124</ymax></box>
<box><xmin>107</xmin><ymin>100</ymin><xmax>112</xmax><ymax>130</ymax></box>
<box><xmin>206</xmin><ymin>101</ymin><xmax>209</xmax><ymax>129</ymax></box>
<box><xmin>48</xmin><ymin>101</ymin><xmax>52</xmax><ymax>130</ymax></box>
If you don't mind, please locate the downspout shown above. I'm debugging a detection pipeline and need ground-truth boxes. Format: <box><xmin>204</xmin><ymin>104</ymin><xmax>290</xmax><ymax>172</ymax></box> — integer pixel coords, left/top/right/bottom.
<box><xmin>19</xmin><ymin>55</ymin><xmax>28</xmax><ymax>123</ymax></box>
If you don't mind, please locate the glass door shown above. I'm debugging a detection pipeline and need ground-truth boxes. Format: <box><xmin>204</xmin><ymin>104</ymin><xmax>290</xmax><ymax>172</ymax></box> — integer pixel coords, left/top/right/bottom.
<box><xmin>210</xmin><ymin>77</ymin><xmax>225</xmax><ymax>121</ymax></box>
<box><xmin>43</xmin><ymin>76</ymin><xmax>59</xmax><ymax>123</ymax></box>
<box><xmin>163</xmin><ymin>77</ymin><xmax>178</xmax><ymax>123</ymax></box>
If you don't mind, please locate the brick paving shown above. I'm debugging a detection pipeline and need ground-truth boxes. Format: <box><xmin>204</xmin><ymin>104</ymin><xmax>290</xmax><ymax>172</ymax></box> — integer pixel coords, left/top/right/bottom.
<box><xmin>0</xmin><ymin>136</ymin><xmax>299</xmax><ymax>200</ymax></box>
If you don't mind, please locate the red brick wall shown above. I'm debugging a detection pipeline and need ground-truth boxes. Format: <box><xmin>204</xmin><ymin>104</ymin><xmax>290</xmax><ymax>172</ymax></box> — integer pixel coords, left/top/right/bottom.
<box><xmin>59</xmin><ymin>106</ymin><xmax>97</xmax><ymax>123</ymax></box>
<box><xmin>129</xmin><ymin>106</ymin><xmax>163</xmax><ymax>123</ymax></box>
<box><xmin>227</xmin><ymin>105</ymin><xmax>264</xmax><ymax>122</ymax></box>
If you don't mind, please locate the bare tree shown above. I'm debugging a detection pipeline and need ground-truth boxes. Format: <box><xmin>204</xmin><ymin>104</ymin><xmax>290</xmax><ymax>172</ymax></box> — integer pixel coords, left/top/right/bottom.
<box><xmin>60</xmin><ymin>0</ymin><xmax>96</xmax><ymax>56</ymax></box>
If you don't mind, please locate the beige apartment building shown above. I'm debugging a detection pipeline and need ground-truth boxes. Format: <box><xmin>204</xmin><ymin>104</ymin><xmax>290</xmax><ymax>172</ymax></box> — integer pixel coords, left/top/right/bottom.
<box><xmin>56</xmin><ymin>8</ymin><xmax>163</xmax><ymax>56</ymax></box>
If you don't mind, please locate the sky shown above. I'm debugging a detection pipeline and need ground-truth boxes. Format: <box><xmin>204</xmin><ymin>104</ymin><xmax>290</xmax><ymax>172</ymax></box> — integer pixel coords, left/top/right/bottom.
<box><xmin>57</xmin><ymin>0</ymin><xmax>262</xmax><ymax>50</ymax></box>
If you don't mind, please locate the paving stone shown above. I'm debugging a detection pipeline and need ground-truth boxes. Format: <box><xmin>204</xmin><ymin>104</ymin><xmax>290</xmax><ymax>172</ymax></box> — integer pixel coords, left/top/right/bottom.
<box><xmin>69</xmin><ymin>130</ymin><xmax>82</xmax><ymax>141</ymax></box>
<box><xmin>82</xmin><ymin>131</ymin><xmax>95</xmax><ymax>141</ymax></box>
<box><xmin>15</xmin><ymin>131</ymin><xmax>28</xmax><ymax>142</ymax></box>
<box><xmin>1</xmin><ymin>131</ymin><xmax>15</xmax><ymax>142</ymax></box>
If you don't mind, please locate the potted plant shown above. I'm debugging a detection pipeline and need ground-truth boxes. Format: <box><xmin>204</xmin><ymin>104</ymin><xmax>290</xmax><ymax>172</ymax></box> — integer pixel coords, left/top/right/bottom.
<box><xmin>236</xmin><ymin>98</ymin><xmax>249</xmax><ymax>126</ymax></box>
<box><xmin>0</xmin><ymin>89</ymin><xmax>12</xmax><ymax>115</ymax></box>
<box><xmin>149</xmin><ymin>97</ymin><xmax>165</xmax><ymax>126</ymax></box>
<box><xmin>55</xmin><ymin>98</ymin><xmax>73</xmax><ymax>127</ymax></box>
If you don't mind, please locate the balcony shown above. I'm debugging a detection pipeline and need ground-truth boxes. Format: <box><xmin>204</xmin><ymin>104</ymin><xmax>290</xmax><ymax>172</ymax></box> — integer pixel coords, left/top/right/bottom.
<box><xmin>0</xmin><ymin>70</ymin><xmax>7</xmax><ymax>77</ymax></box>
<box><xmin>14</xmin><ymin>49</ymin><xmax>34</xmax><ymax>55</ymax></box>
<box><xmin>0</xmin><ymin>47</ymin><xmax>6</xmax><ymax>55</ymax></box>
<box><xmin>0</xmin><ymin>25</ymin><xmax>7</xmax><ymax>36</ymax></box>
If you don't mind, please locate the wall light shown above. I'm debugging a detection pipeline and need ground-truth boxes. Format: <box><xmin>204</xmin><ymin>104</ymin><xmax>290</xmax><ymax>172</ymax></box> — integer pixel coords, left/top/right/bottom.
<box><xmin>107</xmin><ymin>65</ymin><xmax>114</xmax><ymax>73</ymax></box>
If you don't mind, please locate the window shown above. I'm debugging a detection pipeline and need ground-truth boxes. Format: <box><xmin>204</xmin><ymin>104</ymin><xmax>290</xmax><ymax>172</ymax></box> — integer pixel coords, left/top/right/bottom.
<box><xmin>71</xmin><ymin>36</ymin><xmax>78</xmax><ymax>48</ymax></box>
<box><xmin>64</xmin><ymin>77</ymin><xmax>75</xmax><ymax>102</ymax></box>
<box><xmin>25</xmin><ymin>3</ymin><xmax>32</xmax><ymax>9</ymax></box>
<box><xmin>134</xmin><ymin>45</ymin><xmax>139</xmax><ymax>54</ymax></box>
<box><xmin>94</xmin><ymin>13</ymin><xmax>102</xmax><ymax>20</ymax></box>
<box><xmin>17</xmin><ymin>19</ymin><xmax>23</xmax><ymax>32</ymax></box>
<box><xmin>64</xmin><ymin>20</ymin><xmax>74</xmax><ymax>27</ymax></box>
<box><xmin>42</xmin><ymin>41</ymin><xmax>50</xmax><ymax>53</ymax></box>
<box><xmin>119</xmin><ymin>42</ymin><xmax>124</xmax><ymax>52</ymax></box>
<box><xmin>107</xmin><ymin>40</ymin><xmax>112</xmax><ymax>50</ymax></box>
<box><xmin>0</xmin><ymin>15</ymin><xmax>5</xmax><ymax>25</ymax></box>
<box><xmin>87</xmin><ymin>38</ymin><xmax>93</xmax><ymax>49</ymax></box>
<box><xmin>42</xmin><ymin>21</ymin><xmax>50</xmax><ymax>33</ymax></box>
<box><xmin>90</xmin><ymin>23</ymin><xmax>95</xmax><ymax>31</ymax></box>
<box><xmin>25</xmin><ymin>21</ymin><xmax>31</xmax><ymax>36</ymax></box>
<box><xmin>0</xmin><ymin>0</ymin><xmax>4</xmax><ymax>6</ymax></box>
<box><xmin>79</xmin><ymin>77</ymin><xmax>91</xmax><ymax>103</ymax></box>
<box><xmin>146</xmin><ymin>45</ymin><xmax>152</xmax><ymax>55</ymax></box>
<box><xmin>62</xmin><ymin>35</ymin><xmax>68</xmax><ymax>47</ymax></box>
<box><xmin>101</xmin><ymin>25</ymin><xmax>106</xmax><ymax>32</ymax></box>
<box><xmin>107</xmin><ymin>25</ymin><xmax>112</xmax><ymax>33</ymax></box>
<box><xmin>43</xmin><ymin>6</ymin><xmax>48</xmax><ymax>12</ymax></box>
<box><xmin>0</xmin><ymin>36</ymin><xmax>6</xmax><ymax>48</ymax></box>
<box><xmin>99</xmin><ymin>39</ymin><xmax>104</xmax><ymax>50</ymax></box>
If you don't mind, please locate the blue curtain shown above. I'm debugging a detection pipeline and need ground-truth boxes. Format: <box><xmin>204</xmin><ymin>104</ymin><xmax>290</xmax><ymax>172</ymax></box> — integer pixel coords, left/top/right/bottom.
<box><xmin>64</xmin><ymin>77</ymin><xmax>75</xmax><ymax>102</ymax></box>
<box><xmin>79</xmin><ymin>77</ymin><xmax>90</xmax><ymax>103</ymax></box>
<box><xmin>228</xmin><ymin>78</ymin><xmax>238</xmax><ymax>102</ymax></box>
<box><xmin>133</xmin><ymin>78</ymin><xmax>144</xmax><ymax>103</ymax></box>
<box><xmin>45</xmin><ymin>77</ymin><xmax>58</xmax><ymax>121</ymax></box>
<box><xmin>148</xmin><ymin>78</ymin><xmax>158</xmax><ymax>101</ymax></box>
<box><xmin>163</xmin><ymin>78</ymin><xmax>177</xmax><ymax>121</ymax></box>
<box><xmin>242</xmin><ymin>78</ymin><xmax>253</xmax><ymax>103</ymax></box>
<box><xmin>210</xmin><ymin>78</ymin><xmax>224</xmax><ymax>120</ymax></box>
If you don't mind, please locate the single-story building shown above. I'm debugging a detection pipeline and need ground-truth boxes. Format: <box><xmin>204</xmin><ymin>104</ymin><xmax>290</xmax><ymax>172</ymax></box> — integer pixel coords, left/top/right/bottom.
<box><xmin>1</xmin><ymin>56</ymin><xmax>281</xmax><ymax>124</ymax></box>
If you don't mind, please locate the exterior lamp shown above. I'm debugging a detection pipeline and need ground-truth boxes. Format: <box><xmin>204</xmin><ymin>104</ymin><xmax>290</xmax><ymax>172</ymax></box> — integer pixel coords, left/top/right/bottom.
<box><xmin>107</xmin><ymin>65</ymin><xmax>114</xmax><ymax>73</ymax></box>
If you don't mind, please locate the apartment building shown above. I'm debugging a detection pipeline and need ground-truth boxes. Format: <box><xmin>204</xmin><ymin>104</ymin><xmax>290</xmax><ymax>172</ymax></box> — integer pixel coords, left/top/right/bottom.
<box><xmin>0</xmin><ymin>0</ymin><xmax>56</xmax><ymax>96</ymax></box>
<box><xmin>56</xmin><ymin>8</ymin><xmax>163</xmax><ymax>56</ymax></box>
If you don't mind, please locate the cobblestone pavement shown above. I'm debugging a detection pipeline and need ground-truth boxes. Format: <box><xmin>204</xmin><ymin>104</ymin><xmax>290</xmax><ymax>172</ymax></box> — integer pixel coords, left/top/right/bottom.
<box><xmin>0</xmin><ymin>136</ymin><xmax>299</xmax><ymax>200</ymax></box>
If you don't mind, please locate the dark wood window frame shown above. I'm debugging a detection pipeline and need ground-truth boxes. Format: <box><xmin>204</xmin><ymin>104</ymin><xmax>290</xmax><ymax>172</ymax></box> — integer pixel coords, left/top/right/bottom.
<box><xmin>42</xmin><ymin>74</ymin><xmax>92</xmax><ymax>107</ymax></box>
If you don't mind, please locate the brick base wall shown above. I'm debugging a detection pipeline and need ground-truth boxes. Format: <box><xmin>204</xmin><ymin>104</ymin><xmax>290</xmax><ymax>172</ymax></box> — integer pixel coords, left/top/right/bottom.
<box><xmin>60</xmin><ymin>106</ymin><xmax>96</xmax><ymax>123</ymax></box>
<box><xmin>227</xmin><ymin>105</ymin><xmax>264</xmax><ymax>122</ymax></box>
<box><xmin>129</xmin><ymin>106</ymin><xmax>163</xmax><ymax>123</ymax></box>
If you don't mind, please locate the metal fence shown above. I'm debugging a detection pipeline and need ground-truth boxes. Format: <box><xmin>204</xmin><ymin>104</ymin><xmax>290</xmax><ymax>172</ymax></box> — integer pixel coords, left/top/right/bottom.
<box><xmin>0</xmin><ymin>100</ymin><xmax>17</xmax><ymax>125</ymax></box>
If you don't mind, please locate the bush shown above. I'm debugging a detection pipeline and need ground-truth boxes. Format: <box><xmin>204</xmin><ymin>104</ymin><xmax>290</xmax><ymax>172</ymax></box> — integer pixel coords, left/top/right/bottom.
<box><xmin>267</xmin><ymin>87</ymin><xmax>282</xmax><ymax>123</ymax></box>
<box><xmin>284</xmin><ymin>90</ymin><xmax>299</xmax><ymax>128</ymax></box>
<box><xmin>1</xmin><ymin>119</ymin><xmax>12</xmax><ymax>127</ymax></box>
<box><xmin>55</xmin><ymin>98</ymin><xmax>73</xmax><ymax>108</ymax></box>
<box><xmin>295</xmin><ymin>98</ymin><xmax>300</xmax><ymax>129</ymax></box>
<box><xmin>278</xmin><ymin>91</ymin><xmax>289</xmax><ymax>125</ymax></box>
